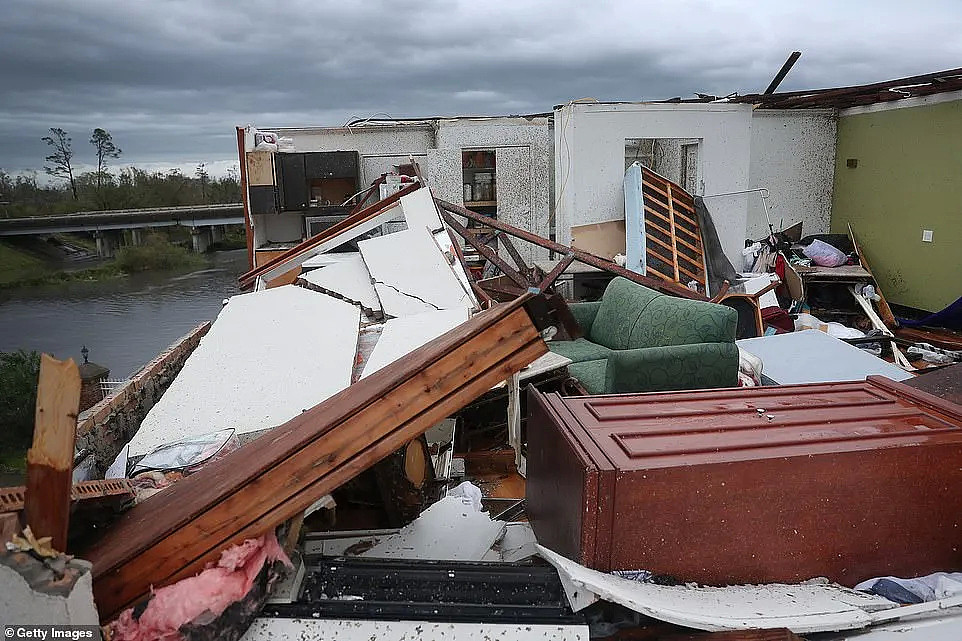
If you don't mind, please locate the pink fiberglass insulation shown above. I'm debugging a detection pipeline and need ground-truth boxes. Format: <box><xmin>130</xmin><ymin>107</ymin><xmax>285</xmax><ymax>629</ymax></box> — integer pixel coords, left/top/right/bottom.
<box><xmin>107</xmin><ymin>533</ymin><xmax>291</xmax><ymax>641</ymax></box>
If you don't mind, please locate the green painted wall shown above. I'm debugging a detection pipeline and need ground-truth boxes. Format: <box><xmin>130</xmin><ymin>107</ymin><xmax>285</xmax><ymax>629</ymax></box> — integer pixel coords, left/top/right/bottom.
<box><xmin>831</xmin><ymin>99</ymin><xmax>962</xmax><ymax>313</ymax></box>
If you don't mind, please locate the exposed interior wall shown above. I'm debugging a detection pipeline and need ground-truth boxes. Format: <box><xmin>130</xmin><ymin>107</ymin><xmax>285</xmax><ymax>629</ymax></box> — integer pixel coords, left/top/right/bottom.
<box><xmin>554</xmin><ymin>103</ymin><xmax>753</xmax><ymax>265</ymax></box>
<box><xmin>748</xmin><ymin>110</ymin><xmax>837</xmax><ymax>240</ymax></box>
<box><xmin>277</xmin><ymin>126</ymin><xmax>436</xmax><ymax>187</ymax></box>
<box><xmin>831</xmin><ymin>99</ymin><xmax>962</xmax><ymax>312</ymax></box>
<box><xmin>436</xmin><ymin>118</ymin><xmax>552</xmax><ymax>262</ymax></box>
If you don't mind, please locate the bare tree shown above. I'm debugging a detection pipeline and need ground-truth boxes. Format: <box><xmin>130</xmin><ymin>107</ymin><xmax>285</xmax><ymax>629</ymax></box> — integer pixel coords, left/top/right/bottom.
<box><xmin>90</xmin><ymin>128</ymin><xmax>121</xmax><ymax>208</ymax></box>
<box><xmin>41</xmin><ymin>128</ymin><xmax>78</xmax><ymax>199</ymax></box>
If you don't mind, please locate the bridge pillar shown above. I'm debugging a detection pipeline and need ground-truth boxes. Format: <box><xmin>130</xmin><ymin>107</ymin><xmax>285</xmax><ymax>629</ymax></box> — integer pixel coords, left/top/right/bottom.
<box><xmin>93</xmin><ymin>231</ymin><xmax>118</xmax><ymax>258</ymax></box>
<box><xmin>210</xmin><ymin>225</ymin><xmax>226</xmax><ymax>244</ymax></box>
<box><xmin>130</xmin><ymin>228</ymin><xmax>145</xmax><ymax>246</ymax></box>
<box><xmin>191</xmin><ymin>226</ymin><xmax>212</xmax><ymax>253</ymax></box>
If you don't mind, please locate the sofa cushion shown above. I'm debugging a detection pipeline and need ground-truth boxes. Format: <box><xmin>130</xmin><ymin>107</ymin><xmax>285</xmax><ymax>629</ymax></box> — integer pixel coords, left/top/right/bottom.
<box><xmin>589</xmin><ymin>277</ymin><xmax>661</xmax><ymax>350</ymax></box>
<box><xmin>567</xmin><ymin>359</ymin><xmax>608</xmax><ymax>395</ymax></box>
<box><xmin>548</xmin><ymin>338</ymin><xmax>614</xmax><ymax>364</ymax></box>
<box><xmin>629</xmin><ymin>295</ymin><xmax>737</xmax><ymax>348</ymax></box>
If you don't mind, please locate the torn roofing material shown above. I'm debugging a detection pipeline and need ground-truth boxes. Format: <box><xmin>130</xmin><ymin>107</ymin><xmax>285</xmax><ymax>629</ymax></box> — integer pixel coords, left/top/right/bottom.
<box><xmin>82</xmin><ymin>294</ymin><xmax>548</xmax><ymax>620</ymax></box>
<box><xmin>127</xmin><ymin>285</ymin><xmax>361</xmax><ymax>457</ymax></box>
<box><xmin>730</xmin><ymin>67</ymin><xmax>962</xmax><ymax>109</ymax></box>
<box><xmin>537</xmin><ymin>546</ymin><xmax>897</xmax><ymax>634</ymax></box>
<box><xmin>359</xmin><ymin>227</ymin><xmax>475</xmax><ymax>316</ymax></box>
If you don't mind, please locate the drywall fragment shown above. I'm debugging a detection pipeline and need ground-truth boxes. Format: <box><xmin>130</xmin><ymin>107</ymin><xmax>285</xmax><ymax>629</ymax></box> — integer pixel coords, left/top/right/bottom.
<box><xmin>359</xmin><ymin>228</ymin><xmax>474</xmax><ymax>317</ymax></box>
<box><xmin>362</xmin><ymin>496</ymin><xmax>505</xmax><ymax>561</ymax></box>
<box><xmin>299</xmin><ymin>254</ymin><xmax>381</xmax><ymax>313</ymax></box>
<box><xmin>129</xmin><ymin>286</ymin><xmax>360</xmax><ymax>457</ymax></box>
<box><xmin>361</xmin><ymin>308</ymin><xmax>469</xmax><ymax>378</ymax></box>
<box><xmin>538</xmin><ymin>545</ymin><xmax>897</xmax><ymax>634</ymax></box>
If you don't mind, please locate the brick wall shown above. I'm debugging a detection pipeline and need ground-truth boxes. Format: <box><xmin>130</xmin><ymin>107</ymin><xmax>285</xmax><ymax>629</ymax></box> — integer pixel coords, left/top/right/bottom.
<box><xmin>75</xmin><ymin>322</ymin><xmax>212</xmax><ymax>475</ymax></box>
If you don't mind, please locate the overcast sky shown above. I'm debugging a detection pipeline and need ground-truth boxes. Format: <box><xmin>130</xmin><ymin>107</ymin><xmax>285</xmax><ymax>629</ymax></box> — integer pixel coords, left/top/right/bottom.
<box><xmin>3</xmin><ymin>0</ymin><xmax>959</xmax><ymax>178</ymax></box>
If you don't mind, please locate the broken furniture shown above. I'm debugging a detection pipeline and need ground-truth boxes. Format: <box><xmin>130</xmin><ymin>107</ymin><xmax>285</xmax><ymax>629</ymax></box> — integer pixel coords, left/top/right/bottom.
<box><xmin>737</xmin><ymin>330</ymin><xmax>913</xmax><ymax>385</ymax></box>
<box><xmin>81</xmin><ymin>295</ymin><xmax>548</xmax><ymax>620</ymax></box>
<box><xmin>903</xmin><ymin>362</ymin><xmax>962</xmax><ymax>406</ymax></box>
<box><xmin>548</xmin><ymin>276</ymin><xmax>738</xmax><ymax>394</ymax></box>
<box><xmin>526</xmin><ymin>377</ymin><xmax>962</xmax><ymax>585</ymax></box>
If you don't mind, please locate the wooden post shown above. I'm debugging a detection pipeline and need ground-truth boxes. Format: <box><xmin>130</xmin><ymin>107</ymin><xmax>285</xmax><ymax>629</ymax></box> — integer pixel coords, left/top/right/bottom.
<box><xmin>24</xmin><ymin>354</ymin><xmax>81</xmax><ymax>552</ymax></box>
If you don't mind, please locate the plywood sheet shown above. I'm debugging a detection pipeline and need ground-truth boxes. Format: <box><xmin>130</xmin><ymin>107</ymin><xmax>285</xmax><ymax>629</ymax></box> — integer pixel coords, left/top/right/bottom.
<box><xmin>571</xmin><ymin>220</ymin><xmax>627</xmax><ymax>260</ymax></box>
<box><xmin>128</xmin><ymin>286</ymin><xmax>360</xmax><ymax>456</ymax></box>
<box><xmin>359</xmin><ymin>228</ymin><xmax>474</xmax><ymax>317</ymax></box>
<box><xmin>737</xmin><ymin>330</ymin><xmax>912</xmax><ymax>385</ymax></box>
<box><xmin>361</xmin><ymin>308</ymin><xmax>470</xmax><ymax>378</ymax></box>
<box><xmin>300</xmin><ymin>255</ymin><xmax>380</xmax><ymax>312</ymax></box>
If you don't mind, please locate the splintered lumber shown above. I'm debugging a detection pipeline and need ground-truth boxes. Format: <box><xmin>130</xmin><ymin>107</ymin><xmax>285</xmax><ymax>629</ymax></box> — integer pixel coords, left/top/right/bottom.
<box><xmin>24</xmin><ymin>354</ymin><xmax>81</xmax><ymax>552</ymax></box>
<box><xmin>436</xmin><ymin>198</ymin><xmax>705</xmax><ymax>300</ymax></box>
<box><xmin>641</xmin><ymin>167</ymin><xmax>708</xmax><ymax>292</ymax></box>
<box><xmin>82</xmin><ymin>295</ymin><xmax>548</xmax><ymax>620</ymax></box>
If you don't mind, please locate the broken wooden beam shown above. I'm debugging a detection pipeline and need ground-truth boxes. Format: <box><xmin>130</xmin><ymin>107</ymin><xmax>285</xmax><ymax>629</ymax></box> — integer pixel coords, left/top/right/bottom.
<box><xmin>82</xmin><ymin>295</ymin><xmax>548</xmax><ymax>620</ymax></box>
<box><xmin>537</xmin><ymin>252</ymin><xmax>576</xmax><ymax>291</ymax></box>
<box><xmin>436</xmin><ymin>198</ymin><xmax>705</xmax><ymax>300</ymax></box>
<box><xmin>24</xmin><ymin>354</ymin><xmax>81</xmax><ymax>553</ymax></box>
<box><xmin>441</xmin><ymin>211</ymin><xmax>530</xmax><ymax>289</ymax></box>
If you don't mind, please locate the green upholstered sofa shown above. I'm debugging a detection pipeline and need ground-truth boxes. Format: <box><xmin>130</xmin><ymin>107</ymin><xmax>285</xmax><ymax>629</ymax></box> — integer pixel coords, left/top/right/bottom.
<box><xmin>549</xmin><ymin>277</ymin><xmax>739</xmax><ymax>394</ymax></box>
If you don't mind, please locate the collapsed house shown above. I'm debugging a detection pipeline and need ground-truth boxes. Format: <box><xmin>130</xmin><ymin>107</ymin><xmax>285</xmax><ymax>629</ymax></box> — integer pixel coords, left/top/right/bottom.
<box><xmin>3</xmin><ymin>66</ymin><xmax>962</xmax><ymax>641</ymax></box>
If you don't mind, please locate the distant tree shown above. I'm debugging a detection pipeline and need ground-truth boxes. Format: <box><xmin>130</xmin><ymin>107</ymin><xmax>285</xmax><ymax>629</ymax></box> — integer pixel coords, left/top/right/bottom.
<box><xmin>41</xmin><ymin>127</ymin><xmax>78</xmax><ymax>199</ymax></box>
<box><xmin>90</xmin><ymin>128</ymin><xmax>122</xmax><ymax>207</ymax></box>
<box><xmin>195</xmin><ymin>163</ymin><xmax>209</xmax><ymax>203</ymax></box>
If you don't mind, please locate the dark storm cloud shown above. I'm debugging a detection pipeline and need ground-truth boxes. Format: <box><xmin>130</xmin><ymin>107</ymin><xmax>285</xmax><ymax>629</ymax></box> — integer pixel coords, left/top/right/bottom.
<box><xmin>2</xmin><ymin>0</ymin><xmax>959</xmax><ymax>175</ymax></box>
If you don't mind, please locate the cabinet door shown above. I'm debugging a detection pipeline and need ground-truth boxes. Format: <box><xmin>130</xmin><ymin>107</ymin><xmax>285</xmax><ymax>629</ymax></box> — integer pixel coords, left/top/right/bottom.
<box><xmin>277</xmin><ymin>153</ymin><xmax>308</xmax><ymax>210</ymax></box>
<box><xmin>304</xmin><ymin>151</ymin><xmax>359</xmax><ymax>181</ymax></box>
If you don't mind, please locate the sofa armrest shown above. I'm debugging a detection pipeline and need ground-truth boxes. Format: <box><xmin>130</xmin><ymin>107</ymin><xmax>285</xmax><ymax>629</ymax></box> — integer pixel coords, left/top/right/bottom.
<box><xmin>605</xmin><ymin>342</ymin><xmax>739</xmax><ymax>394</ymax></box>
<box><xmin>568</xmin><ymin>301</ymin><xmax>602</xmax><ymax>334</ymax></box>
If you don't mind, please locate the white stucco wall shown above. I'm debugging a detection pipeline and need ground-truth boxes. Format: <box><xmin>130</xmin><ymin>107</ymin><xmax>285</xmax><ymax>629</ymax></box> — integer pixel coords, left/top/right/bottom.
<box><xmin>436</xmin><ymin>117</ymin><xmax>552</xmax><ymax>261</ymax></box>
<box><xmin>747</xmin><ymin>110</ymin><xmax>837</xmax><ymax>240</ymax></box>
<box><xmin>554</xmin><ymin>102</ymin><xmax>754</xmax><ymax>265</ymax></box>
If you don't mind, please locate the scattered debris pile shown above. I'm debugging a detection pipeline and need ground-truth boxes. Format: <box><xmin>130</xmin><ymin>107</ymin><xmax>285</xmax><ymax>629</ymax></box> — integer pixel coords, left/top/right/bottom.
<box><xmin>3</xmin><ymin>167</ymin><xmax>961</xmax><ymax>641</ymax></box>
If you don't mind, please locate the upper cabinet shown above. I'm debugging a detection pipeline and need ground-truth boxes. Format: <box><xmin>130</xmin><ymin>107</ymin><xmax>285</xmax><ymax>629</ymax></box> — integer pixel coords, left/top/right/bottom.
<box><xmin>275</xmin><ymin>151</ymin><xmax>361</xmax><ymax>212</ymax></box>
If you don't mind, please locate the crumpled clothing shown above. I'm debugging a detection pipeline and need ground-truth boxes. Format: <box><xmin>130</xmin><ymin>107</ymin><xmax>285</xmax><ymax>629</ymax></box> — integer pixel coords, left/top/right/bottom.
<box><xmin>855</xmin><ymin>572</ymin><xmax>962</xmax><ymax>604</ymax></box>
<box><xmin>107</xmin><ymin>533</ymin><xmax>292</xmax><ymax>641</ymax></box>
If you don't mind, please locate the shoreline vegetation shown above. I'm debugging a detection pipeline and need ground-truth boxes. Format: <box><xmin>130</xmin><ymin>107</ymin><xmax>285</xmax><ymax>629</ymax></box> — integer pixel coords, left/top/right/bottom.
<box><xmin>0</xmin><ymin>228</ymin><xmax>245</xmax><ymax>290</ymax></box>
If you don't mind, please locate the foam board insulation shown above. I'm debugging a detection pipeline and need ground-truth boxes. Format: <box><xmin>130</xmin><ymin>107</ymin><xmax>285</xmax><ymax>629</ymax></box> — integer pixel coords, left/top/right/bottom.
<box><xmin>128</xmin><ymin>286</ymin><xmax>360</xmax><ymax>457</ymax></box>
<box><xmin>361</xmin><ymin>308</ymin><xmax>470</xmax><ymax>378</ymax></box>
<box><xmin>359</xmin><ymin>228</ymin><xmax>474</xmax><ymax>317</ymax></box>
<box><xmin>299</xmin><ymin>254</ymin><xmax>380</xmax><ymax>312</ymax></box>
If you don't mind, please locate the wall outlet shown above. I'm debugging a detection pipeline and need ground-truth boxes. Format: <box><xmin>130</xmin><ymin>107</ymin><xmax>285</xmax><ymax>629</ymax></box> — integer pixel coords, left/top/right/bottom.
<box><xmin>922</xmin><ymin>229</ymin><xmax>934</xmax><ymax>243</ymax></box>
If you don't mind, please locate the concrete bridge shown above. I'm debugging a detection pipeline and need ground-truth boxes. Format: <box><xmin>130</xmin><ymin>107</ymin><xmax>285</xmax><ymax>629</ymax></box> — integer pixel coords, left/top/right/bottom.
<box><xmin>0</xmin><ymin>204</ymin><xmax>245</xmax><ymax>255</ymax></box>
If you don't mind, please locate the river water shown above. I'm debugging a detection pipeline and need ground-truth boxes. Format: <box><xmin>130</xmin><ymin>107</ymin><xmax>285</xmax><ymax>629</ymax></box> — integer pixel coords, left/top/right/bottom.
<box><xmin>0</xmin><ymin>250</ymin><xmax>248</xmax><ymax>378</ymax></box>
